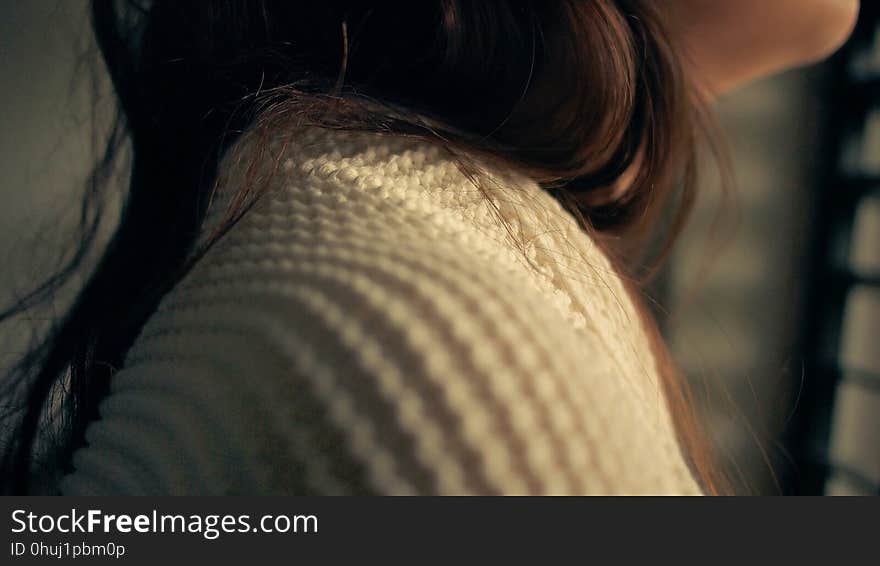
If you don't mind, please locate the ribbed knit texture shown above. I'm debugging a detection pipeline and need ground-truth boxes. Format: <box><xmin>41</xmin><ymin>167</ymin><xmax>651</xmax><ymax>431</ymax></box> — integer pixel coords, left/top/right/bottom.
<box><xmin>58</xmin><ymin>127</ymin><xmax>701</xmax><ymax>495</ymax></box>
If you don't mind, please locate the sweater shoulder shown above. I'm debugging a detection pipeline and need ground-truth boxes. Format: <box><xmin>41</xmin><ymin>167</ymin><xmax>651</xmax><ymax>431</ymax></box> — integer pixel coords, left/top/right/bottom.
<box><xmin>58</xmin><ymin>130</ymin><xmax>701</xmax><ymax>495</ymax></box>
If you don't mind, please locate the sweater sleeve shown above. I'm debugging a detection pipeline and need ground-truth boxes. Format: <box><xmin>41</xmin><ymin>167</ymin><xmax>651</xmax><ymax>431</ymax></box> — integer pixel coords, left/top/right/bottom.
<box><xmin>58</xmin><ymin>186</ymin><xmax>701</xmax><ymax>496</ymax></box>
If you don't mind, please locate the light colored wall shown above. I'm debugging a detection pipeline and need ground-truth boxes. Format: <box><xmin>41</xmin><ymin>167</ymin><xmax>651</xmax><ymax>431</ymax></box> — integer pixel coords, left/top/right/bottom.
<box><xmin>0</xmin><ymin>0</ymin><xmax>112</xmax><ymax>370</ymax></box>
<box><xmin>667</xmin><ymin>72</ymin><xmax>823</xmax><ymax>494</ymax></box>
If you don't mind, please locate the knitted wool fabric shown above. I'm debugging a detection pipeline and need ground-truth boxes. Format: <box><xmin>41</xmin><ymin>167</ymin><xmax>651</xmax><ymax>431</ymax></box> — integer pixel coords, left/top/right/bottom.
<box><xmin>58</xmin><ymin>127</ymin><xmax>702</xmax><ymax>495</ymax></box>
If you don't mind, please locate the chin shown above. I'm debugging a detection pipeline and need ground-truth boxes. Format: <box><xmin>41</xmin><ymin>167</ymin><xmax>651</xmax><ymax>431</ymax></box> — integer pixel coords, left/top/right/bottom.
<box><xmin>797</xmin><ymin>0</ymin><xmax>861</xmax><ymax>64</ymax></box>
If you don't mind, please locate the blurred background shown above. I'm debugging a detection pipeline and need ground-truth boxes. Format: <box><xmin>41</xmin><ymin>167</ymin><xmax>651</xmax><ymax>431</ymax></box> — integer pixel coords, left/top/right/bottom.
<box><xmin>665</xmin><ymin>4</ymin><xmax>880</xmax><ymax>495</ymax></box>
<box><xmin>1</xmin><ymin>1</ymin><xmax>877</xmax><ymax>495</ymax></box>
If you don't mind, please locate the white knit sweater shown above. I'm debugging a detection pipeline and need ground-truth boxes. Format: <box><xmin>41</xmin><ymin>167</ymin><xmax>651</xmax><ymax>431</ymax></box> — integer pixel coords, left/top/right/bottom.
<box><xmin>58</xmin><ymin>127</ymin><xmax>702</xmax><ymax>495</ymax></box>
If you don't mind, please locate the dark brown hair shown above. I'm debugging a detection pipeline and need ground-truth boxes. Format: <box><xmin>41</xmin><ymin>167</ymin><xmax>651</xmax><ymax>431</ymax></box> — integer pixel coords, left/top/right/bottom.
<box><xmin>1</xmin><ymin>0</ymin><xmax>726</xmax><ymax>493</ymax></box>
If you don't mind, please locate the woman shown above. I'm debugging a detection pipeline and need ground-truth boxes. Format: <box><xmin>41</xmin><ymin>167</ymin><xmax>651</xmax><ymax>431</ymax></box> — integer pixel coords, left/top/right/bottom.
<box><xmin>0</xmin><ymin>0</ymin><xmax>859</xmax><ymax>495</ymax></box>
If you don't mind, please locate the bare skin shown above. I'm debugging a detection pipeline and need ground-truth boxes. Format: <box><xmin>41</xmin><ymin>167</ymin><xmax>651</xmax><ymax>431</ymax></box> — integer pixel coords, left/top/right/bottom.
<box><xmin>670</xmin><ymin>0</ymin><xmax>861</xmax><ymax>94</ymax></box>
<box><xmin>587</xmin><ymin>0</ymin><xmax>861</xmax><ymax>205</ymax></box>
